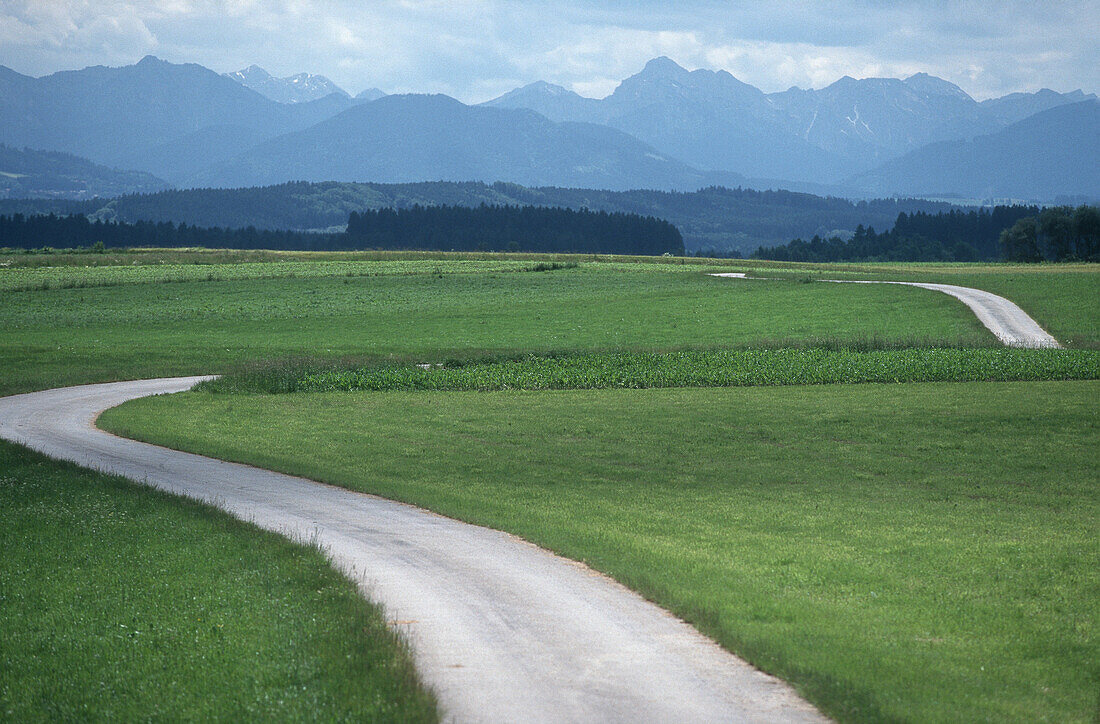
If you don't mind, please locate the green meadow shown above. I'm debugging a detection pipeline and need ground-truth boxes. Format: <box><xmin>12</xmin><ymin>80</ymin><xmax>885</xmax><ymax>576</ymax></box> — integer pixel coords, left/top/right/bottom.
<box><xmin>3</xmin><ymin>251</ymin><xmax>1098</xmax><ymax>721</ymax></box>
<box><xmin>0</xmin><ymin>257</ymin><xmax>1010</xmax><ymax>397</ymax></box>
<box><xmin>101</xmin><ymin>381</ymin><xmax>1099</xmax><ymax>723</ymax></box>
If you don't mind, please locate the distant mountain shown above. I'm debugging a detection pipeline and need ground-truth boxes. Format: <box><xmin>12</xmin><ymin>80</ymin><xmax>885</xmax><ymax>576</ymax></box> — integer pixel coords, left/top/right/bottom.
<box><xmin>191</xmin><ymin>93</ymin><xmax>740</xmax><ymax>191</ymax></box>
<box><xmin>485</xmin><ymin>81</ymin><xmax>601</xmax><ymax>123</ymax></box>
<box><xmin>487</xmin><ymin>57</ymin><xmax>1095</xmax><ymax>186</ymax></box>
<box><xmin>767</xmin><ymin>74</ymin><xmax>984</xmax><ymax>169</ymax></box>
<box><xmin>0</xmin><ymin>144</ymin><xmax>169</xmax><ymax>199</ymax></box>
<box><xmin>849</xmin><ymin>100</ymin><xmax>1100</xmax><ymax>200</ymax></box>
<box><xmin>2</xmin><ymin>55</ymin><xmax>1094</xmax><ymax>201</ymax></box>
<box><xmin>488</xmin><ymin>57</ymin><xmax>843</xmax><ymax>182</ymax></box>
<box><xmin>0</xmin><ymin>56</ymin><xmax>355</xmax><ymax>174</ymax></box>
<box><xmin>225</xmin><ymin>65</ymin><xmax>349</xmax><ymax>103</ymax></box>
<box><xmin>979</xmin><ymin>88</ymin><xmax>1097</xmax><ymax>126</ymax></box>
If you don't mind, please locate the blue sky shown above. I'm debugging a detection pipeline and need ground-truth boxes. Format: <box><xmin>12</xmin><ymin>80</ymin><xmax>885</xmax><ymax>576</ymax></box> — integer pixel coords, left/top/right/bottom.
<box><xmin>1</xmin><ymin>1</ymin><xmax>1096</xmax><ymax>102</ymax></box>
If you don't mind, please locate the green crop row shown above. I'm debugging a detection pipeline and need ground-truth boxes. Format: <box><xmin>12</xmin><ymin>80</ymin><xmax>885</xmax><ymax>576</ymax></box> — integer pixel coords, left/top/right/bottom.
<box><xmin>197</xmin><ymin>348</ymin><xmax>1100</xmax><ymax>394</ymax></box>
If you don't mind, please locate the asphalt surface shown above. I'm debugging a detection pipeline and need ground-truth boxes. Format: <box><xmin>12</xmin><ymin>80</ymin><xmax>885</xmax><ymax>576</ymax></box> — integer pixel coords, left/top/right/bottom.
<box><xmin>0</xmin><ymin>377</ymin><xmax>827</xmax><ymax>724</ymax></box>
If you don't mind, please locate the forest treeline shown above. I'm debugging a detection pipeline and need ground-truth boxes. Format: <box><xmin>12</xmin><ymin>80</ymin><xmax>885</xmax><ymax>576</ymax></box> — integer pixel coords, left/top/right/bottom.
<box><xmin>0</xmin><ymin>213</ymin><xmax>342</xmax><ymax>251</ymax></box>
<box><xmin>0</xmin><ymin>203</ymin><xmax>683</xmax><ymax>256</ymax></box>
<box><xmin>346</xmin><ymin>204</ymin><xmax>683</xmax><ymax>255</ymax></box>
<box><xmin>999</xmin><ymin>206</ymin><xmax>1100</xmax><ymax>261</ymax></box>
<box><xmin>0</xmin><ymin>180</ymin><xmax>952</xmax><ymax>254</ymax></box>
<box><xmin>752</xmin><ymin>205</ymin><xmax>1100</xmax><ymax>262</ymax></box>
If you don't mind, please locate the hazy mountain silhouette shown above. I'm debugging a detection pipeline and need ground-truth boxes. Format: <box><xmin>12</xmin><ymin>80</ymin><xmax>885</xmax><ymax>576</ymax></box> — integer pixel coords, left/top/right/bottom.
<box><xmin>487</xmin><ymin>57</ymin><xmax>1095</xmax><ymax>188</ymax></box>
<box><xmin>0</xmin><ymin>56</ymin><xmax>354</xmax><ymax>173</ymax></box>
<box><xmin>191</xmin><ymin>94</ymin><xmax>741</xmax><ymax>190</ymax></box>
<box><xmin>849</xmin><ymin>100</ymin><xmax>1100</xmax><ymax>200</ymax></box>
<box><xmin>0</xmin><ymin>56</ymin><xmax>1093</xmax><ymax>199</ymax></box>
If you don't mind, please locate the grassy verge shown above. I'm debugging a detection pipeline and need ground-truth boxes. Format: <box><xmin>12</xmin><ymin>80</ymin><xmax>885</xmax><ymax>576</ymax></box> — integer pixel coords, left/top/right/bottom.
<box><xmin>101</xmin><ymin>381</ymin><xmax>1100</xmax><ymax>723</ymax></box>
<box><xmin>0</xmin><ymin>440</ymin><xmax>437</xmax><ymax>721</ymax></box>
<box><xmin>197</xmin><ymin>348</ymin><xmax>1100</xmax><ymax>394</ymax></box>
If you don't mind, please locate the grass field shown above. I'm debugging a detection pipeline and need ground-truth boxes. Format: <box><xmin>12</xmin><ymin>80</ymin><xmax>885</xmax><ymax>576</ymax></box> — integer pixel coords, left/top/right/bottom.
<box><xmin>0</xmin><ymin>440</ymin><xmax>436</xmax><ymax>721</ymax></box>
<box><xmin>4</xmin><ymin>251</ymin><xmax>1098</xmax><ymax>721</ymax></box>
<box><xmin>0</xmin><ymin>260</ymin><xmax>1007</xmax><ymax>396</ymax></box>
<box><xmin>748</xmin><ymin>263</ymin><xmax>1099</xmax><ymax>349</ymax></box>
<box><xmin>100</xmin><ymin>381</ymin><xmax>1099</xmax><ymax>723</ymax></box>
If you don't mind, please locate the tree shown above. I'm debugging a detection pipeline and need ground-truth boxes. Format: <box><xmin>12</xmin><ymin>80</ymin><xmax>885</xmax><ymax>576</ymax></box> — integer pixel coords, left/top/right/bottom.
<box><xmin>1072</xmin><ymin>205</ymin><xmax>1100</xmax><ymax>261</ymax></box>
<box><xmin>1038</xmin><ymin>206</ymin><xmax>1075</xmax><ymax>260</ymax></box>
<box><xmin>1000</xmin><ymin>217</ymin><xmax>1042</xmax><ymax>262</ymax></box>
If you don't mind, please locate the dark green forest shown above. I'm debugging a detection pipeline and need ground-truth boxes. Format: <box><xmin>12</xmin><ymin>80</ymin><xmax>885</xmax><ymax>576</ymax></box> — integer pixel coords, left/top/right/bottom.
<box><xmin>752</xmin><ymin>205</ymin><xmax>1099</xmax><ymax>262</ymax></box>
<box><xmin>1000</xmin><ymin>206</ymin><xmax>1100</xmax><ymax>261</ymax></box>
<box><xmin>346</xmin><ymin>205</ymin><xmax>682</xmax><ymax>255</ymax></box>
<box><xmin>0</xmin><ymin>214</ymin><xmax>339</xmax><ymax>251</ymax></box>
<box><xmin>0</xmin><ymin>181</ymin><xmax>953</xmax><ymax>254</ymax></box>
<box><xmin>0</xmin><ymin>204</ymin><xmax>683</xmax><ymax>256</ymax></box>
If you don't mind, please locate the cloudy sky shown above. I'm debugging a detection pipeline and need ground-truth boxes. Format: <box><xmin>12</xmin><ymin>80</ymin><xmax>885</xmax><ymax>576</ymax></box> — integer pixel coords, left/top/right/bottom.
<box><xmin>1</xmin><ymin>1</ymin><xmax>1096</xmax><ymax>102</ymax></box>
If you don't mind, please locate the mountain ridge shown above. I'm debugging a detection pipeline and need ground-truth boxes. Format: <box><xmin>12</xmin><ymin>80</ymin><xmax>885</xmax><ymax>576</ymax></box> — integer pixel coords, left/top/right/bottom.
<box><xmin>225</xmin><ymin>65</ymin><xmax>350</xmax><ymax>103</ymax></box>
<box><xmin>0</xmin><ymin>56</ymin><xmax>1094</xmax><ymax>200</ymax></box>
<box><xmin>188</xmin><ymin>93</ymin><xmax>742</xmax><ymax>191</ymax></box>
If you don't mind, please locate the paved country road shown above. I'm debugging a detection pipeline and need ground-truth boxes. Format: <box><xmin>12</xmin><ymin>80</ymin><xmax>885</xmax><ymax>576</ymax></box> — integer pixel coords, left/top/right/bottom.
<box><xmin>0</xmin><ymin>378</ymin><xmax>827</xmax><ymax>724</ymax></box>
<box><xmin>709</xmin><ymin>274</ymin><xmax>1061</xmax><ymax>348</ymax></box>
<box><xmin>822</xmin><ymin>280</ymin><xmax>1061</xmax><ymax>348</ymax></box>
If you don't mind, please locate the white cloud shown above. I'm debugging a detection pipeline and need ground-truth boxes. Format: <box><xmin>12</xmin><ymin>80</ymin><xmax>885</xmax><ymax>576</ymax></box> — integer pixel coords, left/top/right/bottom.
<box><xmin>0</xmin><ymin>1</ymin><xmax>1095</xmax><ymax>102</ymax></box>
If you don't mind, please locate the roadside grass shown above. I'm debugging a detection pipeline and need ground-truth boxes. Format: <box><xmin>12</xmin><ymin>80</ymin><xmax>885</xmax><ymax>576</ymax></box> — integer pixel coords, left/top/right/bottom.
<box><xmin>737</xmin><ymin>262</ymin><xmax>1100</xmax><ymax>349</ymax></box>
<box><xmin>197</xmin><ymin>347</ymin><xmax>1100</xmax><ymax>394</ymax></box>
<box><xmin>0</xmin><ymin>440</ymin><xmax>437</xmax><ymax>721</ymax></box>
<box><xmin>0</xmin><ymin>267</ymin><xmax>995</xmax><ymax>396</ymax></box>
<box><xmin>100</xmin><ymin>381</ymin><xmax>1100</xmax><ymax>723</ymax></box>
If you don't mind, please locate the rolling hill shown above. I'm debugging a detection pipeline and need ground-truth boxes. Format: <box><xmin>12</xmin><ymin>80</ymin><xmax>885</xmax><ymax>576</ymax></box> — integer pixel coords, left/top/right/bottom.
<box><xmin>0</xmin><ymin>145</ymin><xmax>169</xmax><ymax>199</ymax></box>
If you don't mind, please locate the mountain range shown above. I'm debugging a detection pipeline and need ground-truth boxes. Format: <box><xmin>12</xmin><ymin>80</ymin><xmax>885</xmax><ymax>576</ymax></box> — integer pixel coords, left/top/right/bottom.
<box><xmin>0</xmin><ymin>55</ymin><xmax>1094</xmax><ymax>201</ymax></box>
<box><xmin>224</xmin><ymin>65</ymin><xmax>350</xmax><ymax>103</ymax></box>
<box><xmin>486</xmin><ymin>57</ymin><xmax>1095</xmax><ymax>189</ymax></box>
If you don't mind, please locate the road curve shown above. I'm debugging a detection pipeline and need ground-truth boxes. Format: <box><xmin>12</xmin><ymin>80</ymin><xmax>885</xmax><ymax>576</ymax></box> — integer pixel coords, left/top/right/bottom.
<box><xmin>710</xmin><ymin>274</ymin><xmax>1060</xmax><ymax>348</ymax></box>
<box><xmin>823</xmin><ymin>280</ymin><xmax>1061</xmax><ymax>348</ymax></box>
<box><xmin>0</xmin><ymin>378</ymin><xmax>826</xmax><ymax>724</ymax></box>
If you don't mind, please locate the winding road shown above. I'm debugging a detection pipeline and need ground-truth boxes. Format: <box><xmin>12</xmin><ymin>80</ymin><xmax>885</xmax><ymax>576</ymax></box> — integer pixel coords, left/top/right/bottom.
<box><xmin>0</xmin><ymin>378</ymin><xmax>826</xmax><ymax>723</ymax></box>
<box><xmin>709</xmin><ymin>274</ymin><xmax>1061</xmax><ymax>348</ymax></box>
<box><xmin>2</xmin><ymin>279</ymin><xmax>1060</xmax><ymax>721</ymax></box>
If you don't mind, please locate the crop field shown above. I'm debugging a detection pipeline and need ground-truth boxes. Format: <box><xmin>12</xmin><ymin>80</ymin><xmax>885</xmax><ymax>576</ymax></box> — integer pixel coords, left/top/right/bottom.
<box><xmin>0</xmin><ymin>258</ymin><xmax>1008</xmax><ymax>396</ymax></box>
<box><xmin>3</xmin><ymin>250</ymin><xmax>1098</xmax><ymax>722</ymax></box>
<box><xmin>197</xmin><ymin>347</ymin><xmax>1099</xmax><ymax>393</ymax></box>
